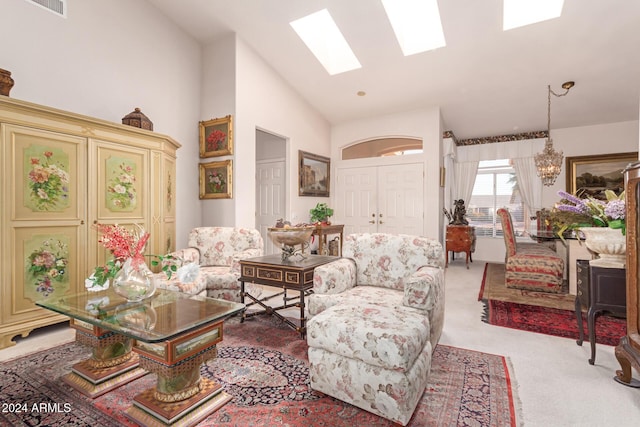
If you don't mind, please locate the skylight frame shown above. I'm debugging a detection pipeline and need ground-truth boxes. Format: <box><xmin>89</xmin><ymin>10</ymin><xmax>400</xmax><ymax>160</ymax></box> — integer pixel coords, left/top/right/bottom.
<box><xmin>290</xmin><ymin>9</ymin><xmax>361</xmax><ymax>76</ymax></box>
<box><xmin>381</xmin><ymin>0</ymin><xmax>446</xmax><ymax>57</ymax></box>
<box><xmin>503</xmin><ymin>0</ymin><xmax>564</xmax><ymax>31</ymax></box>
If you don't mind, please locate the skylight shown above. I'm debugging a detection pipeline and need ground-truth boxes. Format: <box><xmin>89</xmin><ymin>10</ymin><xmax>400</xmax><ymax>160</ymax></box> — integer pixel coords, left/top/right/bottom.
<box><xmin>503</xmin><ymin>0</ymin><xmax>564</xmax><ymax>30</ymax></box>
<box><xmin>290</xmin><ymin>9</ymin><xmax>361</xmax><ymax>76</ymax></box>
<box><xmin>381</xmin><ymin>0</ymin><xmax>446</xmax><ymax>56</ymax></box>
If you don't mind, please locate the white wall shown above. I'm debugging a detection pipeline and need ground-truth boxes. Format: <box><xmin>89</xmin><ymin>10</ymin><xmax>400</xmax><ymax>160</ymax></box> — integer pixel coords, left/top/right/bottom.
<box><xmin>200</xmin><ymin>35</ymin><xmax>237</xmax><ymax>227</ymax></box>
<box><xmin>0</xmin><ymin>0</ymin><xmax>203</xmax><ymax>248</ymax></box>
<box><xmin>331</xmin><ymin>108</ymin><xmax>442</xmax><ymax>240</ymax></box>
<box><xmin>477</xmin><ymin>120</ymin><xmax>639</xmax><ymax>263</ymax></box>
<box><xmin>230</xmin><ymin>36</ymin><xmax>331</xmax><ymax>227</ymax></box>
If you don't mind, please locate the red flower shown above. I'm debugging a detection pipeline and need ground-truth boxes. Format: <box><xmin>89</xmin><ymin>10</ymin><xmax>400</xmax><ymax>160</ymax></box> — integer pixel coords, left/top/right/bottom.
<box><xmin>44</xmin><ymin>151</ymin><xmax>53</xmax><ymax>158</ymax></box>
<box><xmin>206</xmin><ymin>129</ymin><xmax>227</xmax><ymax>151</ymax></box>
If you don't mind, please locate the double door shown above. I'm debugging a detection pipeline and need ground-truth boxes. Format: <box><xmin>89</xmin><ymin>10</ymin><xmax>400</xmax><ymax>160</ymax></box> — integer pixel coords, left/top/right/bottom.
<box><xmin>335</xmin><ymin>163</ymin><xmax>424</xmax><ymax>236</ymax></box>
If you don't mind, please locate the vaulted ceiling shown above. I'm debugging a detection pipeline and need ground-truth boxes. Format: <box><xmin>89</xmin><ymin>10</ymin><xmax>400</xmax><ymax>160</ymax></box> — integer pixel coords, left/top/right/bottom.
<box><xmin>147</xmin><ymin>0</ymin><xmax>640</xmax><ymax>139</ymax></box>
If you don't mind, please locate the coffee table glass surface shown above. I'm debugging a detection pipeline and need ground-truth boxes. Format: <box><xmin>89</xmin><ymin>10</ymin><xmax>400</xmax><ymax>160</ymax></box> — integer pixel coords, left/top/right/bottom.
<box><xmin>36</xmin><ymin>288</ymin><xmax>243</xmax><ymax>343</ymax></box>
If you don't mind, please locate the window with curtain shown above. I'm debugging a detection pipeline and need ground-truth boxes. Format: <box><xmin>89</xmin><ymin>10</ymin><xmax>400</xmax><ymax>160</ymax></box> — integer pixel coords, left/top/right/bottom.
<box><xmin>467</xmin><ymin>159</ymin><xmax>530</xmax><ymax>237</ymax></box>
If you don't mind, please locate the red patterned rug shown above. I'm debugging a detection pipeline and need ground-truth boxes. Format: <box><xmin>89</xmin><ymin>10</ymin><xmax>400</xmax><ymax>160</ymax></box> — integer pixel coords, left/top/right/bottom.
<box><xmin>484</xmin><ymin>299</ymin><xmax>626</xmax><ymax>346</ymax></box>
<box><xmin>0</xmin><ymin>316</ymin><xmax>520</xmax><ymax>427</ymax></box>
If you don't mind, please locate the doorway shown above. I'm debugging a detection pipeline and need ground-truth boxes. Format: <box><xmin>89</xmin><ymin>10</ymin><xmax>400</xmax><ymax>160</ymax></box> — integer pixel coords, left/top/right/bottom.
<box><xmin>255</xmin><ymin>129</ymin><xmax>287</xmax><ymax>255</ymax></box>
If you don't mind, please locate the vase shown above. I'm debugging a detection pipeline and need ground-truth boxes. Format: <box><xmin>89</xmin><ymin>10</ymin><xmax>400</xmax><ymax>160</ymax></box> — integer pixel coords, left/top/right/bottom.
<box><xmin>580</xmin><ymin>227</ymin><xmax>626</xmax><ymax>268</ymax></box>
<box><xmin>113</xmin><ymin>257</ymin><xmax>156</xmax><ymax>302</ymax></box>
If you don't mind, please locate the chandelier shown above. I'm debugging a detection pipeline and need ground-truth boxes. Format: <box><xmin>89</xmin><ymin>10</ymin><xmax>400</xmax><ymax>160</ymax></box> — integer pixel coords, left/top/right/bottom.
<box><xmin>535</xmin><ymin>81</ymin><xmax>575</xmax><ymax>186</ymax></box>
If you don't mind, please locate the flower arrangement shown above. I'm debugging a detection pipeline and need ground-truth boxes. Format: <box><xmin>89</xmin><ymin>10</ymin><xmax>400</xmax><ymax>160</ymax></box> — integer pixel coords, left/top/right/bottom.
<box><xmin>28</xmin><ymin>238</ymin><xmax>68</xmax><ymax>296</ymax></box>
<box><xmin>28</xmin><ymin>150</ymin><xmax>69</xmax><ymax>210</ymax></box>
<box><xmin>107</xmin><ymin>162</ymin><xmax>137</xmax><ymax>209</ymax></box>
<box><xmin>207</xmin><ymin>170</ymin><xmax>226</xmax><ymax>193</ymax></box>
<box><xmin>87</xmin><ymin>224</ymin><xmax>149</xmax><ymax>289</ymax></box>
<box><xmin>551</xmin><ymin>190</ymin><xmax>626</xmax><ymax>238</ymax></box>
<box><xmin>206</xmin><ymin>129</ymin><xmax>227</xmax><ymax>152</ymax></box>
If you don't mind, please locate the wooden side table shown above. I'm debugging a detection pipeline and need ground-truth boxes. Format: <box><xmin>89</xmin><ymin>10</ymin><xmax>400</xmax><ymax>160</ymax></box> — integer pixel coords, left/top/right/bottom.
<box><xmin>445</xmin><ymin>225</ymin><xmax>476</xmax><ymax>268</ymax></box>
<box><xmin>312</xmin><ymin>224</ymin><xmax>344</xmax><ymax>256</ymax></box>
<box><xmin>575</xmin><ymin>260</ymin><xmax>627</xmax><ymax>365</ymax></box>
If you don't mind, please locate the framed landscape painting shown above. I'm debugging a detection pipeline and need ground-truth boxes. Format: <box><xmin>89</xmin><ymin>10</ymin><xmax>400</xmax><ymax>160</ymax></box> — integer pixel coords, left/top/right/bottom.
<box><xmin>299</xmin><ymin>150</ymin><xmax>330</xmax><ymax>197</ymax></box>
<box><xmin>199</xmin><ymin>160</ymin><xmax>232</xmax><ymax>199</ymax></box>
<box><xmin>199</xmin><ymin>115</ymin><xmax>233</xmax><ymax>158</ymax></box>
<box><xmin>566</xmin><ymin>152</ymin><xmax>638</xmax><ymax>198</ymax></box>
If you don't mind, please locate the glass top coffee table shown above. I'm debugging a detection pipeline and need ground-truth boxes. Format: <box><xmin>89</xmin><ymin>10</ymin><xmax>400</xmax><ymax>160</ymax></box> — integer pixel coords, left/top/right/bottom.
<box><xmin>37</xmin><ymin>288</ymin><xmax>244</xmax><ymax>427</ymax></box>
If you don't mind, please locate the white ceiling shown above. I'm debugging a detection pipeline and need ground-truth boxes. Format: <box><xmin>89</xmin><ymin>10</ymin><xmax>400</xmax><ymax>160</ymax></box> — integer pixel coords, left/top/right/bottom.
<box><xmin>146</xmin><ymin>0</ymin><xmax>640</xmax><ymax>140</ymax></box>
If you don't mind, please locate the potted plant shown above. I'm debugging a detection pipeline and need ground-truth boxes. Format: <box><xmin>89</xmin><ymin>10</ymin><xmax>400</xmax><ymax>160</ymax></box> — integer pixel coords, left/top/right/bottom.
<box><xmin>309</xmin><ymin>203</ymin><xmax>334</xmax><ymax>225</ymax></box>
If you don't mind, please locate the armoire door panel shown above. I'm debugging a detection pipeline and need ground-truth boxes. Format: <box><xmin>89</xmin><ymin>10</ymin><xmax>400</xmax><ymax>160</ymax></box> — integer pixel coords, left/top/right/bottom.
<box><xmin>5</xmin><ymin>225</ymin><xmax>82</xmax><ymax>323</ymax></box>
<box><xmin>6</xmin><ymin>124</ymin><xmax>85</xmax><ymax>222</ymax></box>
<box><xmin>92</xmin><ymin>140</ymin><xmax>149</xmax><ymax>222</ymax></box>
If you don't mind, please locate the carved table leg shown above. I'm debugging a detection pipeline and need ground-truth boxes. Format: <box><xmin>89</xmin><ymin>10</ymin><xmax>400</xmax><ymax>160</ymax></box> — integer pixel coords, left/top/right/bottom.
<box><xmin>614</xmin><ymin>336</ymin><xmax>640</xmax><ymax>388</ymax></box>
<box><xmin>575</xmin><ymin>297</ymin><xmax>585</xmax><ymax>346</ymax></box>
<box><xmin>64</xmin><ymin>320</ymin><xmax>147</xmax><ymax>398</ymax></box>
<box><xmin>126</xmin><ymin>322</ymin><xmax>231</xmax><ymax>426</ymax></box>
<box><xmin>587</xmin><ymin>307</ymin><xmax>598</xmax><ymax>365</ymax></box>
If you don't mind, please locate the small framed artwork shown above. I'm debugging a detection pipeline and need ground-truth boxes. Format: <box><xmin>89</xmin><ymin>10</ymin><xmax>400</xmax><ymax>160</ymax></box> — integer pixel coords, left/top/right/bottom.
<box><xmin>199</xmin><ymin>160</ymin><xmax>233</xmax><ymax>199</ymax></box>
<box><xmin>566</xmin><ymin>151</ymin><xmax>638</xmax><ymax>198</ymax></box>
<box><xmin>299</xmin><ymin>150</ymin><xmax>330</xmax><ymax>197</ymax></box>
<box><xmin>199</xmin><ymin>115</ymin><xmax>233</xmax><ymax>158</ymax></box>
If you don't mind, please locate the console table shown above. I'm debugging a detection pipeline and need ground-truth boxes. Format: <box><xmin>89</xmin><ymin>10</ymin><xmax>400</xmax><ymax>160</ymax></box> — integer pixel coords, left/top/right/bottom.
<box><xmin>575</xmin><ymin>260</ymin><xmax>627</xmax><ymax>365</ymax></box>
<box><xmin>239</xmin><ymin>254</ymin><xmax>339</xmax><ymax>338</ymax></box>
<box><xmin>445</xmin><ymin>225</ymin><xmax>476</xmax><ymax>268</ymax></box>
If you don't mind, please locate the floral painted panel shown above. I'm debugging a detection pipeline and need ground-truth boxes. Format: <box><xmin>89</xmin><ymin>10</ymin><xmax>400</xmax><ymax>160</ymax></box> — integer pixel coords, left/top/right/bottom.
<box><xmin>106</xmin><ymin>157</ymin><xmax>137</xmax><ymax>211</ymax></box>
<box><xmin>25</xmin><ymin>234</ymin><xmax>70</xmax><ymax>299</ymax></box>
<box><xmin>24</xmin><ymin>145</ymin><xmax>70</xmax><ymax>211</ymax></box>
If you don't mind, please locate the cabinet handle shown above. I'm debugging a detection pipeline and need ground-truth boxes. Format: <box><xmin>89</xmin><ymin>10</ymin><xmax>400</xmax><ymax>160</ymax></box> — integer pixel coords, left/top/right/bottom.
<box><xmin>379</xmin><ymin>213</ymin><xmax>383</xmax><ymax>218</ymax></box>
<box><xmin>379</xmin><ymin>221</ymin><xmax>384</xmax><ymax>224</ymax></box>
<box><xmin>369</xmin><ymin>220</ymin><xmax>375</xmax><ymax>224</ymax></box>
<box><xmin>80</xmin><ymin>220</ymin><xmax>85</xmax><ymax>225</ymax></box>
<box><xmin>371</xmin><ymin>213</ymin><xmax>376</xmax><ymax>217</ymax></box>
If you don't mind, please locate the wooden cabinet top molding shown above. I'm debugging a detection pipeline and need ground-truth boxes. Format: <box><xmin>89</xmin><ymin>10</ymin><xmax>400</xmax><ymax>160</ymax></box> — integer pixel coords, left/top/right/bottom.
<box><xmin>0</xmin><ymin>96</ymin><xmax>181</xmax><ymax>153</ymax></box>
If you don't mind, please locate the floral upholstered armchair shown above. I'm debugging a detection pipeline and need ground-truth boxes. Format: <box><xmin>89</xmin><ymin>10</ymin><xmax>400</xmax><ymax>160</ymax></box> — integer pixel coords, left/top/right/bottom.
<box><xmin>155</xmin><ymin>227</ymin><xmax>263</xmax><ymax>301</ymax></box>
<box><xmin>306</xmin><ymin>233</ymin><xmax>445</xmax><ymax>426</ymax></box>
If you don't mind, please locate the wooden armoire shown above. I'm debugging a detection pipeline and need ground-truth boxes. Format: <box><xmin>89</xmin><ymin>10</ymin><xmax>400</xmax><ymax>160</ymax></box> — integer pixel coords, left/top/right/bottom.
<box><xmin>0</xmin><ymin>96</ymin><xmax>179</xmax><ymax>349</ymax></box>
<box><xmin>616</xmin><ymin>162</ymin><xmax>640</xmax><ymax>386</ymax></box>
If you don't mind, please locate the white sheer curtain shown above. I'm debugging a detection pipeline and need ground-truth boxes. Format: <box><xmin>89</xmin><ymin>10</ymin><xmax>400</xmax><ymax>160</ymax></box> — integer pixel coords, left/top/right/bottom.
<box><xmin>512</xmin><ymin>157</ymin><xmax>542</xmax><ymax>213</ymax></box>
<box><xmin>453</xmin><ymin>161</ymin><xmax>479</xmax><ymax>206</ymax></box>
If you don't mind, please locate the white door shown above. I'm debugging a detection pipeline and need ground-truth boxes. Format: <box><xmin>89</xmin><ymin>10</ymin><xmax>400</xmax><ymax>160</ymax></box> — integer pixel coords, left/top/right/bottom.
<box><xmin>335</xmin><ymin>166</ymin><xmax>378</xmax><ymax>235</ymax></box>
<box><xmin>256</xmin><ymin>160</ymin><xmax>285</xmax><ymax>254</ymax></box>
<box><xmin>378</xmin><ymin>163</ymin><xmax>424</xmax><ymax>235</ymax></box>
<box><xmin>335</xmin><ymin>163</ymin><xmax>424</xmax><ymax>236</ymax></box>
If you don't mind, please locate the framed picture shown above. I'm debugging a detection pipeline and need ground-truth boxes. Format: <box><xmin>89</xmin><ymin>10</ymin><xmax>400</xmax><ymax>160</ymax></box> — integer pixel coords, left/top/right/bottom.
<box><xmin>199</xmin><ymin>160</ymin><xmax>232</xmax><ymax>199</ymax></box>
<box><xmin>566</xmin><ymin>152</ymin><xmax>638</xmax><ymax>198</ymax></box>
<box><xmin>299</xmin><ymin>150</ymin><xmax>330</xmax><ymax>197</ymax></box>
<box><xmin>199</xmin><ymin>115</ymin><xmax>233</xmax><ymax>158</ymax></box>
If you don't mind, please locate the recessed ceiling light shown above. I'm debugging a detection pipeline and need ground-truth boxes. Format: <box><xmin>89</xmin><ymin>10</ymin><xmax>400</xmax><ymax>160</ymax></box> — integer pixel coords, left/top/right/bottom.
<box><xmin>503</xmin><ymin>0</ymin><xmax>564</xmax><ymax>30</ymax></box>
<box><xmin>357</xmin><ymin>91</ymin><xmax>366</xmax><ymax>96</ymax></box>
<box><xmin>381</xmin><ymin>0</ymin><xmax>446</xmax><ymax>56</ymax></box>
<box><xmin>290</xmin><ymin>9</ymin><xmax>362</xmax><ymax>75</ymax></box>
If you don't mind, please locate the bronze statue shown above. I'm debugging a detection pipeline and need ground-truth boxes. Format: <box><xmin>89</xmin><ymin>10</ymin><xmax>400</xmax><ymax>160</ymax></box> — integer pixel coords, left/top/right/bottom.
<box><xmin>444</xmin><ymin>199</ymin><xmax>468</xmax><ymax>225</ymax></box>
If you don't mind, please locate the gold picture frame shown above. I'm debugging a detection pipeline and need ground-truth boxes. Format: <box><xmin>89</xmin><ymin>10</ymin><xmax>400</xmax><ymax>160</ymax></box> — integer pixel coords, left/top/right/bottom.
<box><xmin>299</xmin><ymin>150</ymin><xmax>330</xmax><ymax>197</ymax></box>
<box><xmin>199</xmin><ymin>115</ymin><xmax>233</xmax><ymax>158</ymax></box>
<box><xmin>566</xmin><ymin>151</ymin><xmax>638</xmax><ymax>198</ymax></box>
<box><xmin>199</xmin><ymin>160</ymin><xmax>233</xmax><ymax>199</ymax></box>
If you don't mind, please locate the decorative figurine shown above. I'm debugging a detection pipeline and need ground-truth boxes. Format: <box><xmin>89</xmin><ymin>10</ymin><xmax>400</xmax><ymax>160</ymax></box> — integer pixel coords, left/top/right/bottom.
<box><xmin>444</xmin><ymin>199</ymin><xmax>469</xmax><ymax>225</ymax></box>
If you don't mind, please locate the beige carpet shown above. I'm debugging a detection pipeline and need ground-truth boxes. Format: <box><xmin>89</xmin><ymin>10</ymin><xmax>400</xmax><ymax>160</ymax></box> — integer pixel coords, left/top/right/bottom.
<box><xmin>480</xmin><ymin>263</ymin><xmax>576</xmax><ymax>311</ymax></box>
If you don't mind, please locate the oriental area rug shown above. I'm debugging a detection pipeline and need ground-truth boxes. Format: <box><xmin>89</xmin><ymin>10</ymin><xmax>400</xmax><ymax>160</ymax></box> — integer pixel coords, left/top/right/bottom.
<box><xmin>480</xmin><ymin>263</ymin><xmax>626</xmax><ymax>345</ymax></box>
<box><xmin>0</xmin><ymin>315</ymin><xmax>520</xmax><ymax>427</ymax></box>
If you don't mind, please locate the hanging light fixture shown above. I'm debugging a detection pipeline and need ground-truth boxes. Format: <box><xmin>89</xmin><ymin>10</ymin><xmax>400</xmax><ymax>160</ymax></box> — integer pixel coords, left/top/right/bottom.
<box><xmin>535</xmin><ymin>81</ymin><xmax>575</xmax><ymax>186</ymax></box>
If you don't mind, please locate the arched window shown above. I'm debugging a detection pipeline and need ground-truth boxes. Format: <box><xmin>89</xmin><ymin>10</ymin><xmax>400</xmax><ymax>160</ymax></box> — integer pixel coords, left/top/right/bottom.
<box><xmin>341</xmin><ymin>137</ymin><xmax>422</xmax><ymax>160</ymax></box>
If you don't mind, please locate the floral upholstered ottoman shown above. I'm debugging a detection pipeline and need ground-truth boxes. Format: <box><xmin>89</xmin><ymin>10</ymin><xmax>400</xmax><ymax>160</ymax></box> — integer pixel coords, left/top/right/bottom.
<box><xmin>307</xmin><ymin>302</ymin><xmax>432</xmax><ymax>426</ymax></box>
